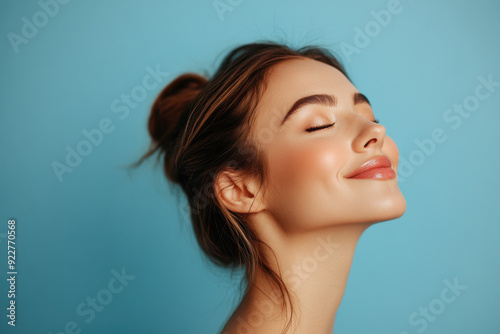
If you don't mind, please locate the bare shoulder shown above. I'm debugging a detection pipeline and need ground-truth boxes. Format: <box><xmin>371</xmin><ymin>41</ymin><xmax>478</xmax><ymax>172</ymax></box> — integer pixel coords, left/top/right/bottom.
<box><xmin>219</xmin><ymin>313</ymin><xmax>287</xmax><ymax>334</ymax></box>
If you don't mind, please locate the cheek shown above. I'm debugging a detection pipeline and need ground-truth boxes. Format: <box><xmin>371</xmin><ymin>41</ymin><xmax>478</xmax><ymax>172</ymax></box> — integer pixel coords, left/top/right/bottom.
<box><xmin>383</xmin><ymin>136</ymin><xmax>400</xmax><ymax>171</ymax></box>
<box><xmin>266</xmin><ymin>139</ymin><xmax>346</xmax><ymax>198</ymax></box>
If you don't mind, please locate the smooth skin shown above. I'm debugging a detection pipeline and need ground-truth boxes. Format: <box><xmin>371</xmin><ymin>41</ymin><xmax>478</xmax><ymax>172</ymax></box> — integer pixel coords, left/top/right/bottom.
<box><xmin>217</xmin><ymin>58</ymin><xmax>406</xmax><ymax>333</ymax></box>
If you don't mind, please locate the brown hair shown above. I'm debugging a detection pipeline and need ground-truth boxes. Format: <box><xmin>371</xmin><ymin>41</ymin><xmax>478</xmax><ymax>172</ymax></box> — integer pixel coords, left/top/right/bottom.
<box><xmin>135</xmin><ymin>41</ymin><xmax>348</xmax><ymax>332</ymax></box>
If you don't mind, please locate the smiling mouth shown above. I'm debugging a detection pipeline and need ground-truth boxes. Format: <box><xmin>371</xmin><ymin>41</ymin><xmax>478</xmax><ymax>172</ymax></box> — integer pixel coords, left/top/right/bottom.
<box><xmin>346</xmin><ymin>155</ymin><xmax>396</xmax><ymax>180</ymax></box>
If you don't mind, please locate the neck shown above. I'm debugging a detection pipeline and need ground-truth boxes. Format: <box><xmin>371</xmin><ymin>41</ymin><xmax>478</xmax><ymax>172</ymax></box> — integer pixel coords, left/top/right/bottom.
<box><xmin>222</xmin><ymin>222</ymin><xmax>371</xmax><ymax>334</ymax></box>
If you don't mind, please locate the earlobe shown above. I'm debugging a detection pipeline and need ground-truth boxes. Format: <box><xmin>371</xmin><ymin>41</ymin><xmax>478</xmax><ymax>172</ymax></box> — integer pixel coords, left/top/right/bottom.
<box><xmin>215</xmin><ymin>170</ymin><xmax>264</xmax><ymax>214</ymax></box>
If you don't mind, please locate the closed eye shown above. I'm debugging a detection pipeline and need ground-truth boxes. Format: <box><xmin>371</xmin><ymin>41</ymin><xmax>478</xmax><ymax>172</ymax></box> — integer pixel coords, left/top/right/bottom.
<box><xmin>306</xmin><ymin>118</ymin><xmax>378</xmax><ymax>132</ymax></box>
<box><xmin>306</xmin><ymin>123</ymin><xmax>335</xmax><ymax>132</ymax></box>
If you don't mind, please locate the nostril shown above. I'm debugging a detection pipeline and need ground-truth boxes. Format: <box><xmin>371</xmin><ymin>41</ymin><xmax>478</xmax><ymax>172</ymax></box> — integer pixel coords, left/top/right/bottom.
<box><xmin>364</xmin><ymin>138</ymin><xmax>377</xmax><ymax>148</ymax></box>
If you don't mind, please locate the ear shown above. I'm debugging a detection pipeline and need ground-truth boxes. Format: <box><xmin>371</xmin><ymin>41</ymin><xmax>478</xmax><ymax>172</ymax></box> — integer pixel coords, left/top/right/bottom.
<box><xmin>214</xmin><ymin>169</ymin><xmax>265</xmax><ymax>214</ymax></box>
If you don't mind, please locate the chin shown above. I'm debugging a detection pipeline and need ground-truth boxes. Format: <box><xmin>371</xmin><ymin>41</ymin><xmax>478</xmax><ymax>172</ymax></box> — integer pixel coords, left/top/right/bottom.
<box><xmin>346</xmin><ymin>188</ymin><xmax>406</xmax><ymax>226</ymax></box>
<box><xmin>372</xmin><ymin>193</ymin><xmax>407</xmax><ymax>223</ymax></box>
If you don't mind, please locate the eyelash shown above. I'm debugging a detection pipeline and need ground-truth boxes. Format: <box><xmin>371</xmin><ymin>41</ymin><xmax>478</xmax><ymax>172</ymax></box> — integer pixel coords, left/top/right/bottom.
<box><xmin>306</xmin><ymin>119</ymin><xmax>380</xmax><ymax>132</ymax></box>
<box><xmin>306</xmin><ymin>123</ymin><xmax>335</xmax><ymax>132</ymax></box>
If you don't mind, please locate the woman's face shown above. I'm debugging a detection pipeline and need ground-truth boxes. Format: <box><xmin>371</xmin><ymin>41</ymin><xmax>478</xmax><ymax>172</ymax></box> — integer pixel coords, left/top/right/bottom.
<box><xmin>250</xmin><ymin>57</ymin><xmax>406</xmax><ymax>233</ymax></box>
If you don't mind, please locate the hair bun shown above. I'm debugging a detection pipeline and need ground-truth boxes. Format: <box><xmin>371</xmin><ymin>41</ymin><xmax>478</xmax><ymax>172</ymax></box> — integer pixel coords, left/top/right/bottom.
<box><xmin>148</xmin><ymin>73</ymin><xmax>207</xmax><ymax>144</ymax></box>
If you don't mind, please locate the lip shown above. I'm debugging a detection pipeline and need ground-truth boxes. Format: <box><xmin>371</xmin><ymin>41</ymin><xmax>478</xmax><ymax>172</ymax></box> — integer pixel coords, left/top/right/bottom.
<box><xmin>346</xmin><ymin>155</ymin><xmax>396</xmax><ymax>180</ymax></box>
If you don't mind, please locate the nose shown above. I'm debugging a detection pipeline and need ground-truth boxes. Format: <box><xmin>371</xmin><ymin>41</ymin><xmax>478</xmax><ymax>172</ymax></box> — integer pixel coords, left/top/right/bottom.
<box><xmin>351</xmin><ymin>116</ymin><xmax>386</xmax><ymax>152</ymax></box>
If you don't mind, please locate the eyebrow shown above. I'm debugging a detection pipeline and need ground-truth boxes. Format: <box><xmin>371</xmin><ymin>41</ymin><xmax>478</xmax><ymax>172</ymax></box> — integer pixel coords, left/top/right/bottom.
<box><xmin>280</xmin><ymin>92</ymin><xmax>371</xmax><ymax>126</ymax></box>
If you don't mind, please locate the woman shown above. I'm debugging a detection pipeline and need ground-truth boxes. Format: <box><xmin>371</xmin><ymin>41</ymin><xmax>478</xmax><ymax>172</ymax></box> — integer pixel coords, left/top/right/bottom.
<box><xmin>136</xmin><ymin>41</ymin><xmax>406</xmax><ymax>333</ymax></box>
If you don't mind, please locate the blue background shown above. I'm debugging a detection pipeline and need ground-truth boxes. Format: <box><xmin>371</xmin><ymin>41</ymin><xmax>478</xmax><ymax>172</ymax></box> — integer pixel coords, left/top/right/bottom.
<box><xmin>1</xmin><ymin>0</ymin><xmax>499</xmax><ymax>333</ymax></box>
